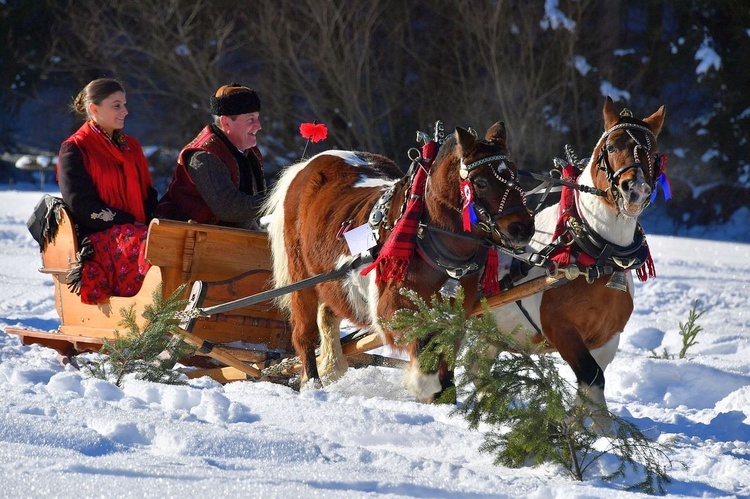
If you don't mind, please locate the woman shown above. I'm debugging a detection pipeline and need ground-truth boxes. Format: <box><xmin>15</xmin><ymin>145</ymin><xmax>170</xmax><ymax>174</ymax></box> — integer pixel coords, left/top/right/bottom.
<box><xmin>57</xmin><ymin>78</ymin><xmax>157</xmax><ymax>304</ymax></box>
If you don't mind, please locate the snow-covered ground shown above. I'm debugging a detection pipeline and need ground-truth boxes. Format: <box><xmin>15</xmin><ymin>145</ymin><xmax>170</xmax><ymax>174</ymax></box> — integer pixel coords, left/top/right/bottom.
<box><xmin>1</xmin><ymin>189</ymin><xmax>749</xmax><ymax>498</ymax></box>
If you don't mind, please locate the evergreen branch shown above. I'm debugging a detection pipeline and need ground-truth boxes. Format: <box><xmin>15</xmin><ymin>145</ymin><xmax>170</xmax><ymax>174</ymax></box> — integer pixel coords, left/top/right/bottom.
<box><xmin>75</xmin><ymin>284</ymin><xmax>194</xmax><ymax>387</ymax></box>
<box><xmin>384</xmin><ymin>288</ymin><xmax>676</xmax><ymax>492</ymax></box>
<box><xmin>678</xmin><ymin>300</ymin><xmax>704</xmax><ymax>359</ymax></box>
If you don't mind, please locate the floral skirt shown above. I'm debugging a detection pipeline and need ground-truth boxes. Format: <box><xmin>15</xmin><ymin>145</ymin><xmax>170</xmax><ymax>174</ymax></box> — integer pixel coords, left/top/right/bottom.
<box><xmin>77</xmin><ymin>224</ymin><xmax>151</xmax><ymax>305</ymax></box>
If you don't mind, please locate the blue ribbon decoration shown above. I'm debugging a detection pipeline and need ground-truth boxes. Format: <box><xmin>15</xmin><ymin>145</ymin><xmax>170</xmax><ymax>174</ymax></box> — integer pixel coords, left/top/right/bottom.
<box><xmin>650</xmin><ymin>173</ymin><xmax>672</xmax><ymax>203</ymax></box>
<box><xmin>469</xmin><ymin>203</ymin><xmax>478</xmax><ymax>224</ymax></box>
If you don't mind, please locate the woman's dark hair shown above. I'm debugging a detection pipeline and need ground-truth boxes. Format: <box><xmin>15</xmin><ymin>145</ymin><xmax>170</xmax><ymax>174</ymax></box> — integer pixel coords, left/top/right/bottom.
<box><xmin>71</xmin><ymin>78</ymin><xmax>125</xmax><ymax>117</ymax></box>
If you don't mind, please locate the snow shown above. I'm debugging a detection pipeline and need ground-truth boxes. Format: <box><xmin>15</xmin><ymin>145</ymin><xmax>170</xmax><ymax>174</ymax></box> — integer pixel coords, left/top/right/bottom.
<box><xmin>1</xmin><ymin>189</ymin><xmax>750</xmax><ymax>498</ymax></box>
<box><xmin>540</xmin><ymin>0</ymin><xmax>576</xmax><ymax>32</ymax></box>
<box><xmin>600</xmin><ymin>81</ymin><xmax>631</xmax><ymax>103</ymax></box>
<box><xmin>574</xmin><ymin>55</ymin><xmax>592</xmax><ymax>76</ymax></box>
<box><xmin>695</xmin><ymin>36</ymin><xmax>721</xmax><ymax>75</ymax></box>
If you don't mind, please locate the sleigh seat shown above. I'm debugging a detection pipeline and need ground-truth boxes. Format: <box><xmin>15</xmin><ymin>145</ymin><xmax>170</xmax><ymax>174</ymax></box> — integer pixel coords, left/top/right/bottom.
<box><xmin>5</xmin><ymin>198</ymin><xmax>291</xmax><ymax>379</ymax></box>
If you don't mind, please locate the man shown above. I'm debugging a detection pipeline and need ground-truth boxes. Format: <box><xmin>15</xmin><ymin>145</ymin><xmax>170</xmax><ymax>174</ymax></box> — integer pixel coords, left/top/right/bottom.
<box><xmin>155</xmin><ymin>84</ymin><xmax>266</xmax><ymax>229</ymax></box>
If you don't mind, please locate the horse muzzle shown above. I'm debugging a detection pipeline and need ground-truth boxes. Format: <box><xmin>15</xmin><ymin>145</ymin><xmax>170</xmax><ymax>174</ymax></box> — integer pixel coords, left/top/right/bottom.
<box><xmin>489</xmin><ymin>207</ymin><xmax>535</xmax><ymax>249</ymax></box>
<box><xmin>617</xmin><ymin>172</ymin><xmax>652</xmax><ymax>218</ymax></box>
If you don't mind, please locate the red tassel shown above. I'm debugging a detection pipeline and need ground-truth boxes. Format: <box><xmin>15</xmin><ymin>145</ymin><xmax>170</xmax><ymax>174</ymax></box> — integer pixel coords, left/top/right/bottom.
<box><xmin>299</xmin><ymin>122</ymin><xmax>328</xmax><ymax>143</ymax></box>
<box><xmin>636</xmin><ymin>250</ymin><xmax>656</xmax><ymax>282</ymax></box>
<box><xmin>481</xmin><ymin>249</ymin><xmax>499</xmax><ymax>296</ymax></box>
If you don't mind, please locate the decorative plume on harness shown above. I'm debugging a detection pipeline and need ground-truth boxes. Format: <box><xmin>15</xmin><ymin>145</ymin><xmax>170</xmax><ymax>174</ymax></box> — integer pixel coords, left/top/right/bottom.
<box><xmin>549</xmin><ymin>162</ymin><xmax>580</xmax><ymax>269</ymax></box>
<box><xmin>482</xmin><ymin>246</ymin><xmax>499</xmax><ymax>296</ymax></box>
<box><xmin>651</xmin><ymin>154</ymin><xmax>672</xmax><ymax>203</ymax></box>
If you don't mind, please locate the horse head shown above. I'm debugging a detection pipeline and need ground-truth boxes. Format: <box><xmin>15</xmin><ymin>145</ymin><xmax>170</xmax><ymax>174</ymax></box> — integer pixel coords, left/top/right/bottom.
<box><xmin>592</xmin><ymin>97</ymin><xmax>666</xmax><ymax>218</ymax></box>
<box><xmin>438</xmin><ymin>121</ymin><xmax>534</xmax><ymax>250</ymax></box>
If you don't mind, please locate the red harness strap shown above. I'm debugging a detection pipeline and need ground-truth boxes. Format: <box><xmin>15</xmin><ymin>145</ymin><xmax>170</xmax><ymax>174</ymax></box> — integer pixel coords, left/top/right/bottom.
<box><xmin>548</xmin><ymin>163</ymin><xmax>655</xmax><ymax>282</ymax></box>
<box><xmin>361</xmin><ymin>141</ymin><xmax>437</xmax><ymax>283</ymax></box>
<box><xmin>361</xmin><ymin>140</ymin><xmax>499</xmax><ymax>294</ymax></box>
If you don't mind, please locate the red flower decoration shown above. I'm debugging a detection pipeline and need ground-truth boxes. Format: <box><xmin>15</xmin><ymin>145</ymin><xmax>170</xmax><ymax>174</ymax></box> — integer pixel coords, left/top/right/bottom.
<box><xmin>299</xmin><ymin>122</ymin><xmax>328</xmax><ymax>143</ymax></box>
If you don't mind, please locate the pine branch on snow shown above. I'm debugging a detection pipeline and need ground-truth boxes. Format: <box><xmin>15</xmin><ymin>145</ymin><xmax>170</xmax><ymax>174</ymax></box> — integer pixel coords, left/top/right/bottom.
<box><xmin>384</xmin><ymin>288</ymin><xmax>676</xmax><ymax>493</ymax></box>
<box><xmin>77</xmin><ymin>284</ymin><xmax>193</xmax><ymax>387</ymax></box>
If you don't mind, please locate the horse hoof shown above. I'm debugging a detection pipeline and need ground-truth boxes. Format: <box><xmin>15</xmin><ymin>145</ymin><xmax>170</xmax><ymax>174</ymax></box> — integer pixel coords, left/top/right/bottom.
<box><xmin>301</xmin><ymin>377</ymin><xmax>324</xmax><ymax>391</ymax></box>
<box><xmin>590</xmin><ymin>414</ymin><xmax>616</xmax><ymax>437</ymax></box>
<box><xmin>403</xmin><ymin>368</ymin><xmax>441</xmax><ymax>403</ymax></box>
<box><xmin>318</xmin><ymin>361</ymin><xmax>349</xmax><ymax>386</ymax></box>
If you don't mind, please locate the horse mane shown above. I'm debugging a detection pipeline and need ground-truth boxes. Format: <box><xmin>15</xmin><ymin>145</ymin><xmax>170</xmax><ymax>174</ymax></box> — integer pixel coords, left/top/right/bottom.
<box><xmin>432</xmin><ymin>134</ymin><xmax>456</xmax><ymax>167</ymax></box>
<box><xmin>262</xmin><ymin>159</ymin><xmax>309</xmax><ymax>313</ymax></box>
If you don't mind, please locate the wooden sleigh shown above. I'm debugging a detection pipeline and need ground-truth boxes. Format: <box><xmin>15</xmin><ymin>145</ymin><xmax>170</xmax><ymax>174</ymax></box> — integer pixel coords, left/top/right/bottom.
<box><xmin>5</xmin><ymin>204</ymin><xmax>296</xmax><ymax>382</ymax></box>
<box><xmin>6</xmin><ymin>203</ymin><xmax>571</xmax><ymax>385</ymax></box>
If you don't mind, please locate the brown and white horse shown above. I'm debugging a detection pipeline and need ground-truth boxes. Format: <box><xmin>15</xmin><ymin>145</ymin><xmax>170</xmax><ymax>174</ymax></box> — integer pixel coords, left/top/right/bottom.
<box><xmin>263</xmin><ymin>122</ymin><xmax>534</xmax><ymax>401</ymax></box>
<box><xmin>490</xmin><ymin>97</ymin><xmax>666</xmax><ymax>433</ymax></box>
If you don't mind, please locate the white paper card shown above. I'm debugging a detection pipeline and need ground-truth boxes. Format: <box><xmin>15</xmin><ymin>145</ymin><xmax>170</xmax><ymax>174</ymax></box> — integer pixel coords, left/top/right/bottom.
<box><xmin>343</xmin><ymin>223</ymin><xmax>377</xmax><ymax>254</ymax></box>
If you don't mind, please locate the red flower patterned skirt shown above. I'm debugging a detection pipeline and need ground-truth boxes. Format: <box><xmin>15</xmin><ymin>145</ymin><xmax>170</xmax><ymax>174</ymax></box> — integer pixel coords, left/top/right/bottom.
<box><xmin>79</xmin><ymin>224</ymin><xmax>151</xmax><ymax>305</ymax></box>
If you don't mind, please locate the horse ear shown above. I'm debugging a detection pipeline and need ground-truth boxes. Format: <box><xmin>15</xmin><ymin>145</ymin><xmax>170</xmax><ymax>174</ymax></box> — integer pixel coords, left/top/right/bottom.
<box><xmin>455</xmin><ymin>126</ymin><xmax>476</xmax><ymax>155</ymax></box>
<box><xmin>603</xmin><ymin>96</ymin><xmax>620</xmax><ymax>129</ymax></box>
<box><xmin>643</xmin><ymin>105</ymin><xmax>666</xmax><ymax>137</ymax></box>
<box><xmin>484</xmin><ymin>121</ymin><xmax>507</xmax><ymax>143</ymax></box>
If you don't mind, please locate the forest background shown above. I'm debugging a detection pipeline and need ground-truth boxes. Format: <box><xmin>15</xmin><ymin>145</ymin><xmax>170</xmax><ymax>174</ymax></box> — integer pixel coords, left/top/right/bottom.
<box><xmin>1</xmin><ymin>0</ymin><xmax>748</xmax><ymax>229</ymax></box>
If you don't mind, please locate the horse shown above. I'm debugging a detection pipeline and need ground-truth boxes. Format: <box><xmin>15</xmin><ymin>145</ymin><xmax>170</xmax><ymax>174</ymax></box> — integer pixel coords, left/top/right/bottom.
<box><xmin>263</xmin><ymin>122</ymin><xmax>534</xmax><ymax>401</ymax></box>
<box><xmin>489</xmin><ymin>97</ymin><xmax>666</xmax><ymax>434</ymax></box>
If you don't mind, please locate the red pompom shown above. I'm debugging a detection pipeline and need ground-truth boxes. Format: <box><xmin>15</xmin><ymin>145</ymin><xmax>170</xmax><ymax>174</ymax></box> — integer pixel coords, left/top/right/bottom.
<box><xmin>299</xmin><ymin>122</ymin><xmax>328</xmax><ymax>143</ymax></box>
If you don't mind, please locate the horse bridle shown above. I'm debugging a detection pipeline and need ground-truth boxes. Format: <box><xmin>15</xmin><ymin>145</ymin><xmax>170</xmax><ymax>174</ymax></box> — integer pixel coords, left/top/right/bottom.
<box><xmin>594</xmin><ymin>118</ymin><xmax>662</xmax><ymax>208</ymax></box>
<box><xmin>459</xmin><ymin>150</ymin><xmax>529</xmax><ymax>240</ymax></box>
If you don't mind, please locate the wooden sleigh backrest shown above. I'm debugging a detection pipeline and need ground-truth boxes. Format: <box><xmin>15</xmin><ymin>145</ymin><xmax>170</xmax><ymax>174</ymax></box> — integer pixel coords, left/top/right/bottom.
<box><xmin>145</xmin><ymin>219</ymin><xmax>291</xmax><ymax>350</ymax></box>
<box><xmin>39</xmin><ymin>206</ymin><xmax>79</xmax><ymax>277</ymax></box>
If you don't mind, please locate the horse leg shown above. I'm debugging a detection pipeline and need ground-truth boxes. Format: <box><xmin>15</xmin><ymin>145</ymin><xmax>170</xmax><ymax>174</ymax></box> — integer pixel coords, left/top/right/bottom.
<box><xmin>547</xmin><ymin>328</ymin><xmax>615</xmax><ymax>436</ymax></box>
<box><xmin>435</xmin><ymin>354</ymin><xmax>456</xmax><ymax>403</ymax></box>
<box><xmin>316</xmin><ymin>303</ymin><xmax>348</xmax><ymax>384</ymax></box>
<box><xmin>589</xmin><ymin>332</ymin><xmax>620</xmax><ymax>373</ymax></box>
<box><xmin>290</xmin><ymin>287</ymin><xmax>322</xmax><ymax>389</ymax></box>
<box><xmin>403</xmin><ymin>340</ymin><xmax>443</xmax><ymax>403</ymax></box>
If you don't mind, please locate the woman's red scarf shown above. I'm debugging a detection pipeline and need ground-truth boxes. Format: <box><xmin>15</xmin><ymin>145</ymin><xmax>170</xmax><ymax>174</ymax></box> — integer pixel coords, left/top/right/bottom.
<box><xmin>63</xmin><ymin>121</ymin><xmax>152</xmax><ymax>223</ymax></box>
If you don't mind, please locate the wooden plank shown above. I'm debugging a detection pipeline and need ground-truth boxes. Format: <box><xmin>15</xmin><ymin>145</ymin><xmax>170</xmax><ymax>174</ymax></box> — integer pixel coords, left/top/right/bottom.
<box><xmin>346</xmin><ymin>352</ymin><xmax>408</xmax><ymax>369</ymax></box>
<box><xmin>55</xmin><ymin>265</ymin><xmax>163</xmax><ymax>333</ymax></box>
<box><xmin>146</xmin><ymin>219</ymin><xmax>273</xmax><ymax>283</ymax></box>
<box><xmin>191</xmin><ymin>346</ymin><xmax>275</xmax><ymax>364</ymax></box>
<box><xmin>5</xmin><ymin>326</ymin><xmax>104</xmax><ymax>356</ymax></box>
<box><xmin>40</xmin><ymin>208</ymin><xmax>78</xmax><ymax>271</ymax></box>
<box><xmin>174</xmin><ymin>327</ymin><xmax>263</xmax><ymax>378</ymax></box>
<box><xmin>475</xmin><ymin>273</ymin><xmax>569</xmax><ymax>313</ymax></box>
<box><xmin>187</xmin><ymin>269</ymin><xmax>292</xmax><ymax>350</ymax></box>
<box><xmin>341</xmin><ymin>332</ymin><xmax>384</xmax><ymax>356</ymax></box>
<box><xmin>182</xmin><ymin>366</ymin><xmax>252</xmax><ymax>382</ymax></box>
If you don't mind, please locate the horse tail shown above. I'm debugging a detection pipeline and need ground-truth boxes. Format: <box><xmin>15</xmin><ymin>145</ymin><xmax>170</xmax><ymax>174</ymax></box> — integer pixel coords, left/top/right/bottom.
<box><xmin>261</xmin><ymin>160</ymin><xmax>309</xmax><ymax>312</ymax></box>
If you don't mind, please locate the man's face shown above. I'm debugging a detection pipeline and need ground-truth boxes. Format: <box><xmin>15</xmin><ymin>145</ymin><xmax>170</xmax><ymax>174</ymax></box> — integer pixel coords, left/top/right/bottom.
<box><xmin>222</xmin><ymin>112</ymin><xmax>261</xmax><ymax>150</ymax></box>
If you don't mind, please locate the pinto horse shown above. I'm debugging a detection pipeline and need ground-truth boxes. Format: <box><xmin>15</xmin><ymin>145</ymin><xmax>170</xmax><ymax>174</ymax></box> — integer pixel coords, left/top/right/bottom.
<box><xmin>263</xmin><ymin>122</ymin><xmax>534</xmax><ymax>401</ymax></box>
<box><xmin>490</xmin><ymin>97</ymin><xmax>666</xmax><ymax>433</ymax></box>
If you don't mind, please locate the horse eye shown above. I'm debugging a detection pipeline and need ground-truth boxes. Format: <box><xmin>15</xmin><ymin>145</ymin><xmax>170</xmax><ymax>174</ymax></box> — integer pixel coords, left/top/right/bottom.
<box><xmin>606</xmin><ymin>144</ymin><xmax>616</xmax><ymax>154</ymax></box>
<box><xmin>473</xmin><ymin>178</ymin><xmax>488</xmax><ymax>190</ymax></box>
